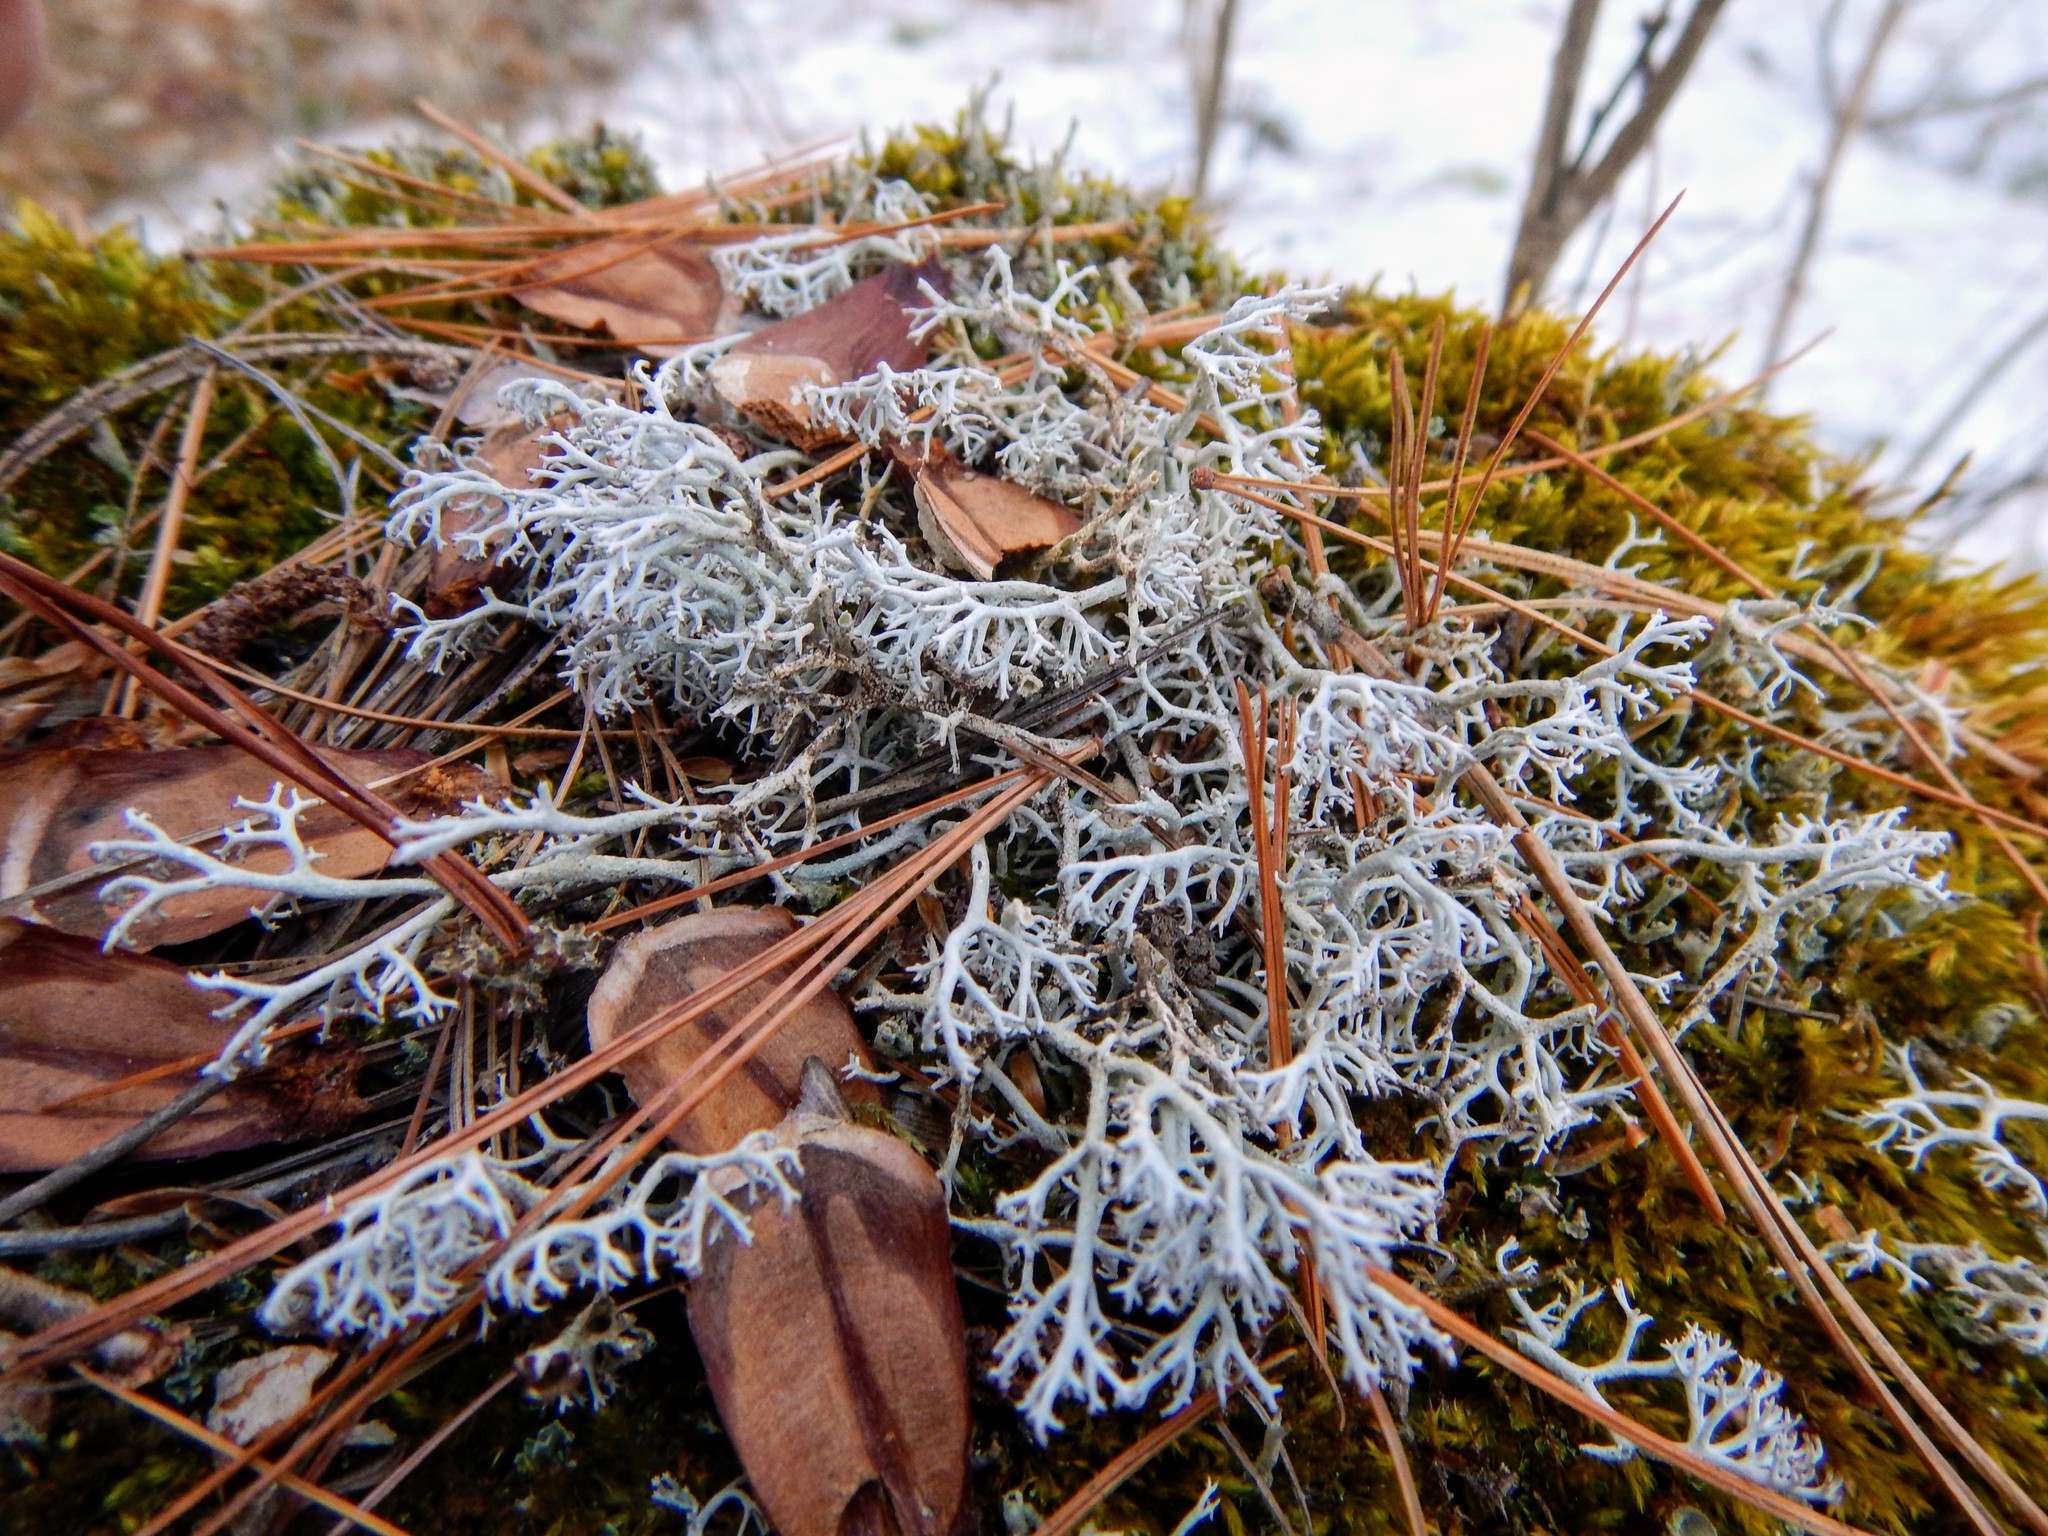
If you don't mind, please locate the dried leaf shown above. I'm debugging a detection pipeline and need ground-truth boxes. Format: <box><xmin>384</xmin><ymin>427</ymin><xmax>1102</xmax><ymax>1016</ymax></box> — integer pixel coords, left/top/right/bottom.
<box><xmin>0</xmin><ymin>739</ymin><xmax>498</xmax><ymax>946</ymax></box>
<box><xmin>206</xmin><ymin>1345</ymin><xmax>335</xmax><ymax>1446</ymax></box>
<box><xmin>706</xmin><ymin>259</ymin><xmax>946</xmax><ymax>450</ymax></box>
<box><xmin>0</xmin><ymin>919</ymin><xmax>362</xmax><ymax>1172</ymax></box>
<box><xmin>911</xmin><ymin>445</ymin><xmax>1081</xmax><ymax>581</ymax></box>
<box><xmin>690</xmin><ymin>1061</ymin><xmax>970</xmax><ymax>1536</ymax></box>
<box><xmin>0</xmin><ymin>639</ymin><xmax>109</xmax><ymax>749</ymax></box>
<box><xmin>511</xmin><ymin>237</ymin><xmax>733</xmax><ymax>355</ymax></box>
<box><xmin>424</xmin><ymin>413</ymin><xmax>570</xmax><ymax>618</ymax></box>
<box><xmin>584</xmin><ymin>906</ymin><xmax>882</xmax><ymax>1155</ymax></box>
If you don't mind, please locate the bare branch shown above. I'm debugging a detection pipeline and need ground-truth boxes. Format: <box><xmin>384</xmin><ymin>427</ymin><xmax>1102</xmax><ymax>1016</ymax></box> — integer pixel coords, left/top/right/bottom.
<box><xmin>1504</xmin><ymin>0</ymin><xmax>1730</xmax><ymax>311</ymax></box>
<box><xmin>1761</xmin><ymin>0</ymin><xmax>1909</xmax><ymax>387</ymax></box>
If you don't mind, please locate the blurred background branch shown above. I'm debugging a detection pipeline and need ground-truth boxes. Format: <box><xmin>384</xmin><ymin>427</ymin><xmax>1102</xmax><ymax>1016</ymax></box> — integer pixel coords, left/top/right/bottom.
<box><xmin>1503</xmin><ymin>0</ymin><xmax>1728</xmax><ymax>313</ymax></box>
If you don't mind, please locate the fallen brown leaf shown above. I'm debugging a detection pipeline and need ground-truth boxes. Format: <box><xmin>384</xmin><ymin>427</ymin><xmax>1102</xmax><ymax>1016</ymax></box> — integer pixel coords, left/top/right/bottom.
<box><xmin>584</xmin><ymin>906</ymin><xmax>882</xmax><ymax>1155</ymax></box>
<box><xmin>423</xmin><ymin>412</ymin><xmax>572</xmax><ymax>619</ymax></box>
<box><xmin>0</xmin><ymin>919</ymin><xmax>364</xmax><ymax>1172</ymax></box>
<box><xmin>911</xmin><ymin>444</ymin><xmax>1081</xmax><ymax>581</ymax></box>
<box><xmin>511</xmin><ymin>236</ymin><xmax>733</xmax><ymax>356</ymax></box>
<box><xmin>0</xmin><ymin>639</ymin><xmax>110</xmax><ymax>749</ymax></box>
<box><xmin>690</xmin><ymin>1060</ymin><xmax>971</xmax><ymax>1536</ymax></box>
<box><xmin>0</xmin><ymin>737</ymin><xmax>498</xmax><ymax>946</ymax></box>
<box><xmin>707</xmin><ymin>259</ymin><xmax>946</xmax><ymax>450</ymax></box>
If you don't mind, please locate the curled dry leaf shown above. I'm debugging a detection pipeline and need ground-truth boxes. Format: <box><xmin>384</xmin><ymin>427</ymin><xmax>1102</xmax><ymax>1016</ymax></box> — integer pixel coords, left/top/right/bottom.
<box><xmin>0</xmin><ymin>919</ymin><xmax>363</xmax><ymax>1172</ymax></box>
<box><xmin>205</xmin><ymin>1344</ymin><xmax>336</xmax><ymax>1447</ymax></box>
<box><xmin>424</xmin><ymin>411</ymin><xmax>572</xmax><ymax>619</ymax></box>
<box><xmin>584</xmin><ymin>906</ymin><xmax>882</xmax><ymax>1155</ymax></box>
<box><xmin>690</xmin><ymin>1060</ymin><xmax>971</xmax><ymax>1536</ymax></box>
<box><xmin>910</xmin><ymin>444</ymin><xmax>1081</xmax><ymax>581</ymax></box>
<box><xmin>0</xmin><ymin>738</ymin><xmax>499</xmax><ymax>946</ymax></box>
<box><xmin>707</xmin><ymin>259</ymin><xmax>946</xmax><ymax>451</ymax></box>
<box><xmin>511</xmin><ymin>237</ymin><xmax>733</xmax><ymax>355</ymax></box>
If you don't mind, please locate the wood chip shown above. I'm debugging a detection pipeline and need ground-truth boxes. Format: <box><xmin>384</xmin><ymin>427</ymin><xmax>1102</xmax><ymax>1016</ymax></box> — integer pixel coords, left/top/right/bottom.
<box><xmin>206</xmin><ymin>1345</ymin><xmax>335</xmax><ymax>1447</ymax></box>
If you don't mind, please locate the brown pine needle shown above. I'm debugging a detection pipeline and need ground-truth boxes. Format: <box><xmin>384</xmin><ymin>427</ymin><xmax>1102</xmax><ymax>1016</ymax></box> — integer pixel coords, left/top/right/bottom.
<box><xmin>1421</xmin><ymin>322</ymin><xmax>1492</xmax><ymax>623</ymax></box>
<box><xmin>0</xmin><ymin>552</ymin><xmax>530</xmax><ymax>950</ymax></box>
<box><xmin>1033</xmin><ymin>1350</ymin><xmax>1300</xmax><ymax>1536</ymax></box>
<box><xmin>118</xmin><ymin>371</ymin><xmax>216</xmax><ymax>718</ymax></box>
<box><xmin>1223</xmin><ymin>486</ymin><xmax>2048</xmax><ymax>841</ymax></box>
<box><xmin>1364</xmin><ymin>1270</ymin><xmax>1877</xmax><ymax>1536</ymax></box>
<box><xmin>1365</xmin><ymin>1382</ymin><xmax>1427</xmax><ymax>1536</ymax></box>
<box><xmin>1437</xmin><ymin>193</ymin><xmax>1683</xmax><ymax>587</ymax></box>
<box><xmin>320</xmin><ymin>1371</ymin><xmax>519</xmax><ymax>1536</ymax></box>
<box><xmin>75</xmin><ymin>1366</ymin><xmax>415</xmax><ymax>1536</ymax></box>
<box><xmin>412</xmin><ymin>99</ymin><xmax>591</xmax><ymax>217</ymax></box>
<box><xmin>1</xmin><ymin>768</ymin><xmax>1050</xmax><ymax>1379</ymax></box>
<box><xmin>1526</xmin><ymin>425</ymin><xmax>2048</xmax><ymax>909</ymax></box>
<box><xmin>1200</xmin><ymin>333</ymin><xmax>1827</xmax><ymax>510</ymax></box>
<box><xmin>1208</xmin><ymin>473</ymin><xmax>2017</xmax><ymax>1529</ymax></box>
<box><xmin>1510</xmin><ymin>895</ymin><xmax>1722</xmax><ymax>1220</ymax></box>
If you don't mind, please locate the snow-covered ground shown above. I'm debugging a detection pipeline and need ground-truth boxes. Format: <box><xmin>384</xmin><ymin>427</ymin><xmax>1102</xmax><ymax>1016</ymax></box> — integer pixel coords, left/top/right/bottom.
<box><xmin>541</xmin><ymin>0</ymin><xmax>2048</xmax><ymax>574</ymax></box>
<box><xmin>112</xmin><ymin>0</ymin><xmax>2048</xmax><ymax>573</ymax></box>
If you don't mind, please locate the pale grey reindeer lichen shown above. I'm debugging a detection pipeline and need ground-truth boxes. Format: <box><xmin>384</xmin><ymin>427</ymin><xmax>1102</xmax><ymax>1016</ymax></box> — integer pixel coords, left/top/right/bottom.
<box><xmin>1824</xmin><ymin>1228</ymin><xmax>2048</xmax><ymax>1356</ymax></box>
<box><xmin>1497</xmin><ymin>1243</ymin><xmax>1843</xmax><ymax>1506</ymax></box>
<box><xmin>1859</xmin><ymin>1043</ymin><xmax>2048</xmax><ymax>1214</ymax></box>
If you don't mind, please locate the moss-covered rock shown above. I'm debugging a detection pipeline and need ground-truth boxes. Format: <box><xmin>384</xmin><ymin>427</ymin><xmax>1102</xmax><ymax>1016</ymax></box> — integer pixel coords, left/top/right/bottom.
<box><xmin>5</xmin><ymin>107</ymin><xmax>2047</xmax><ymax>1536</ymax></box>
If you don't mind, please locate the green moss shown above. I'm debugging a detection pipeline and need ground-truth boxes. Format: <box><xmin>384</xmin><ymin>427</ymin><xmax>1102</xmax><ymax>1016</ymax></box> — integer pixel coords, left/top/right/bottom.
<box><xmin>0</xmin><ymin>125</ymin><xmax>662</xmax><ymax>623</ymax></box>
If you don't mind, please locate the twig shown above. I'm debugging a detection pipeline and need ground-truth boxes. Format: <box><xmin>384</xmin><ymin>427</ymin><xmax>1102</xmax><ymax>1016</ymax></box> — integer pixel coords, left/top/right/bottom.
<box><xmin>1505</xmin><ymin>0</ymin><xmax>1729</xmax><ymax>309</ymax></box>
<box><xmin>1189</xmin><ymin>0</ymin><xmax>1242</xmax><ymax>200</ymax></box>
<box><xmin>1761</xmin><ymin>0</ymin><xmax>1907</xmax><ymax>386</ymax></box>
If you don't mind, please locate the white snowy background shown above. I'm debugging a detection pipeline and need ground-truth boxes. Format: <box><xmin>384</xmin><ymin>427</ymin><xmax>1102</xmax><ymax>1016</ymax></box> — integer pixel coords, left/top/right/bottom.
<box><xmin>136</xmin><ymin>0</ymin><xmax>2048</xmax><ymax>575</ymax></box>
